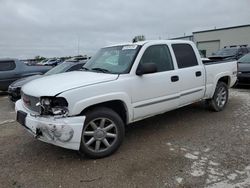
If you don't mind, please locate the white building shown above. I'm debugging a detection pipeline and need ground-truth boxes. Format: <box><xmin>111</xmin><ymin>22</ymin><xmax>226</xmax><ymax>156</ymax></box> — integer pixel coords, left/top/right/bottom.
<box><xmin>172</xmin><ymin>24</ymin><xmax>250</xmax><ymax>57</ymax></box>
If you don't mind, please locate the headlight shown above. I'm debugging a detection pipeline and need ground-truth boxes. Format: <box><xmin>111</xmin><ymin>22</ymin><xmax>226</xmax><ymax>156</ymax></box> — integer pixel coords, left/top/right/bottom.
<box><xmin>39</xmin><ymin>97</ymin><xmax>69</xmax><ymax>116</ymax></box>
<box><xmin>41</xmin><ymin>98</ymin><xmax>51</xmax><ymax>106</ymax></box>
<box><xmin>51</xmin><ymin>107</ymin><xmax>69</xmax><ymax>116</ymax></box>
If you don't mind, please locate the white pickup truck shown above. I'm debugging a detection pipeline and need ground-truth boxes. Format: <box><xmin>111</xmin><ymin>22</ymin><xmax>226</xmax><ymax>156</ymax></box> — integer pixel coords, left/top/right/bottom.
<box><xmin>15</xmin><ymin>40</ymin><xmax>237</xmax><ymax>158</ymax></box>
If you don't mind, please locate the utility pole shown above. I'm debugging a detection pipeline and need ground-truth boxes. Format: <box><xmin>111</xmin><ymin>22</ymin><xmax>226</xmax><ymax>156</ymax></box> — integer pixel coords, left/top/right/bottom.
<box><xmin>77</xmin><ymin>35</ymin><xmax>80</xmax><ymax>55</ymax></box>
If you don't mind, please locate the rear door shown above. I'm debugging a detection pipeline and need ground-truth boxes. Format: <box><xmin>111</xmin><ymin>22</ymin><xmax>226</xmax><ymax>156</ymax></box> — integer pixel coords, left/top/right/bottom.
<box><xmin>171</xmin><ymin>43</ymin><xmax>205</xmax><ymax>106</ymax></box>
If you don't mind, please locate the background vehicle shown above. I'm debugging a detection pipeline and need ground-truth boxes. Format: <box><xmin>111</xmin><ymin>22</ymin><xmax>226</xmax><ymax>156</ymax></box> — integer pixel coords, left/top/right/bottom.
<box><xmin>0</xmin><ymin>58</ymin><xmax>51</xmax><ymax>91</ymax></box>
<box><xmin>209</xmin><ymin>45</ymin><xmax>249</xmax><ymax>61</ymax></box>
<box><xmin>43</xmin><ymin>59</ymin><xmax>63</xmax><ymax>66</ymax></box>
<box><xmin>237</xmin><ymin>53</ymin><xmax>250</xmax><ymax>85</ymax></box>
<box><xmin>8</xmin><ymin>60</ymin><xmax>87</xmax><ymax>101</ymax></box>
<box><xmin>16</xmin><ymin>40</ymin><xmax>237</xmax><ymax>158</ymax></box>
<box><xmin>37</xmin><ymin>59</ymin><xmax>48</xmax><ymax>65</ymax></box>
<box><xmin>65</xmin><ymin>55</ymin><xmax>89</xmax><ymax>63</ymax></box>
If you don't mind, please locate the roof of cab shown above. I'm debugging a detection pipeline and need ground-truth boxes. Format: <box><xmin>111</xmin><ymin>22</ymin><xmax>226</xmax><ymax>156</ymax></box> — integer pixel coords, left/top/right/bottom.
<box><xmin>104</xmin><ymin>40</ymin><xmax>193</xmax><ymax>48</ymax></box>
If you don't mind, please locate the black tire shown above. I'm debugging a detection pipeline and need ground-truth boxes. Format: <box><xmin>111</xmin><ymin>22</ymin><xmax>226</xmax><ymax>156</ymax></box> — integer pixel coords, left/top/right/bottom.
<box><xmin>207</xmin><ymin>82</ymin><xmax>229</xmax><ymax>112</ymax></box>
<box><xmin>80</xmin><ymin>107</ymin><xmax>125</xmax><ymax>159</ymax></box>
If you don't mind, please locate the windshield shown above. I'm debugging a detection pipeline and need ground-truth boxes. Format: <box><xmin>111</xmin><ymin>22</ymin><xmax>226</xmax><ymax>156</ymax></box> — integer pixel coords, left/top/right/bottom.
<box><xmin>44</xmin><ymin>62</ymin><xmax>73</xmax><ymax>75</ymax></box>
<box><xmin>214</xmin><ymin>48</ymin><xmax>237</xmax><ymax>56</ymax></box>
<box><xmin>238</xmin><ymin>53</ymin><xmax>250</xmax><ymax>63</ymax></box>
<box><xmin>84</xmin><ymin>45</ymin><xmax>141</xmax><ymax>74</ymax></box>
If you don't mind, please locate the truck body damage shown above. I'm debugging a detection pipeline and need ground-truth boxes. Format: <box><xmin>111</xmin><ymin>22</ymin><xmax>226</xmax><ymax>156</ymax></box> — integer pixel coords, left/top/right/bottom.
<box><xmin>16</xmin><ymin>100</ymin><xmax>85</xmax><ymax>150</ymax></box>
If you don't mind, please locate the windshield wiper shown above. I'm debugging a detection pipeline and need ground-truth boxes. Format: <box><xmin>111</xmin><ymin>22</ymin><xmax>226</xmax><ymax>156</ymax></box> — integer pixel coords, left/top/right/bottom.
<box><xmin>91</xmin><ymin>67</ymin><xmax>111</xmax><ymax>73</ymax></box>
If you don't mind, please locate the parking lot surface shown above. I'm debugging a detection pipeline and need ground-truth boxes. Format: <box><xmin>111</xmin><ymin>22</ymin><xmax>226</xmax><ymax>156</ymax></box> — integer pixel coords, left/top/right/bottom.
<box><xmin>0</xmin><ymin>88</ymin><xmax>249</xmax><ymax>188</ymax></box>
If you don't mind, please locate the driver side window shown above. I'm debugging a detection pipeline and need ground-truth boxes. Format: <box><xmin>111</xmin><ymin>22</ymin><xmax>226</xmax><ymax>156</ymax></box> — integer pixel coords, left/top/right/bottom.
<box><xmin>139</xmin><ymin>45</ymin><xmax>174</xmax><ymax>72</ymax></box>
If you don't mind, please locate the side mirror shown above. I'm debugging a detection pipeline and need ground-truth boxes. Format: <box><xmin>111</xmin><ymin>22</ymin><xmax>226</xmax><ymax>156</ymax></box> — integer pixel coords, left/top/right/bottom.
<box><xmin>136</xmin><ymin>63</ymin><xmax>157</xmax><ymax>76</ymax></box>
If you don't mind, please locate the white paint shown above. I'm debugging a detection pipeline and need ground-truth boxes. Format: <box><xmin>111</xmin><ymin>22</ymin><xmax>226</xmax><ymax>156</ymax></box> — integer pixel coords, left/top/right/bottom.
<box><xmin>169</xmin><ymin>148</ymin><xmax>175</xmax><ymax>151</ymax></box>
<box><xmin>206</xmin><ymin>174</ymin><xmax>222</xmax><ymax>185</ymax></box>
<box><xmin>208</xmin><ymin>167</ymin><xmax>224</xmax><ymax>176</ymax></box>
<box><xmin>235</xmin><ymin>170</ymin><xmax>245</xmax><ymax>175</ymax></box>
<box><xmin>166</xmin><ymin>142</ymin><xmax>250</xmax><ymax>188</ymax></box>
<box><xmin>184</xmin><ymin>153</ymin><xmax>198</xmax><ymax>160</ymax></box>
<box><xmin>180</xmin><ymin>147</ymin><xmax>187</xmax><ymax>151</ymax></box>
<box><xmin>0</xmin><ymin>119</ymin><xmax>15</xmax><ymax>125</ymax></box>
<box><xmin>176</xmin><ymin>177</ymin><xmax>183</xmax><ymax>184</ymax></box>
<box><xmin>204</xmin><ymin>148</ymin><xmax>210</xmax><ymax>152</ymax></box>
<box><xmin>191</xmin><ymin>168</ymin><xmax>205</xmax><ymax>177</ymax></box>
<box><xmin>206</xmin><ymin>165</ymin><xmax>250</xmax><ymax>188</ymax></box>
<box><xmin>227</xmin><ymin>173</ymin><xmax>237</xmax><ymax>181</ymax></box>
<box><xmin>245</xmin><ymin>166</ymin><xmax>250</xmax><ymax>170</ymax></box>
<box><xmin>209</xmin><ymin>161</ymin><xmax>219</xmax><ymax>166</ymax></box>
<box><xmin>190</xmin><ymin>160</ymin><xmax>207</xmax><ymax>177</ymax></box>
<box><xmin>166</xmin><ymin>142</ymin><xmax>172</xmax><ymax>146</ymax></box>
<box><xmin>193</xmin><ymin>151</ymin><xmax>200</xmax><ymax>155</ymax></box>
<box><xmin>201</xmin><ymin>157</ymin><xmax>208</xmax><ymax>161</ymax></box>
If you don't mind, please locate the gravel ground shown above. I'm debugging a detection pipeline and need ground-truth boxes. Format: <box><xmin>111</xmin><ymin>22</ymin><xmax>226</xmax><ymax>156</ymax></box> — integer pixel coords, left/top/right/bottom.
<box><xmin>0</xmin><ymin>87</ymin><xmax>249</xmax><ymax>188</ymax></box>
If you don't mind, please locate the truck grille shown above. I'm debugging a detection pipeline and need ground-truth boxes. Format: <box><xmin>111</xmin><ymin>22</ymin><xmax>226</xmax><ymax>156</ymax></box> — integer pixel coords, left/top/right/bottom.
<box><xmin>22</xmin><ymin>92</ymin><xmax>41</xmax><ymax>113</ymax></box>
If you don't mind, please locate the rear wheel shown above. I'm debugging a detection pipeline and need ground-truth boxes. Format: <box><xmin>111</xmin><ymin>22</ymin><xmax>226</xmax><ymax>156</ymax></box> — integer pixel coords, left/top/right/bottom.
<box><xmin>207</xmin><ymin>82</ymin><xmax>229</xmax><ymax>112</ymax></box>
<box><xmin>80</xmin><ymin>107</ymin><xmax>125</xmax><ymax>158</ymax></box>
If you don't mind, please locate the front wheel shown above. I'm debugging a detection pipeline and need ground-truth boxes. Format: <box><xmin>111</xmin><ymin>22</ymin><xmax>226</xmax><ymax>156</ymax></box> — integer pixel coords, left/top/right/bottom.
<box><xmin>80</xmin><ymin>107</ymin><xmax>125</xmax><ymax>159</ymax></box>
<box><xmin>207</xmin><ymin>82</ymin><xmax>229</xmax><ymax>112</ymax></box>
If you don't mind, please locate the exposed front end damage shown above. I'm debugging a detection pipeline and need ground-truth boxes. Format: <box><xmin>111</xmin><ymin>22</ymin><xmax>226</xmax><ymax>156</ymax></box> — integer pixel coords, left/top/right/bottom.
<box><xmin>15</xmin><ymin>100</ymin><xmax>85</xmax><ymax>150</ymax></box>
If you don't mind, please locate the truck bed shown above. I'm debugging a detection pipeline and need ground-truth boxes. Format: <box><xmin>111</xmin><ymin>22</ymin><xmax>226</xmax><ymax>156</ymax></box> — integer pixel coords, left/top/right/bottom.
<box><xmin>204</xmin><ymin>60</ymin><xmax>237</xmax><ymax>99</ymax></box>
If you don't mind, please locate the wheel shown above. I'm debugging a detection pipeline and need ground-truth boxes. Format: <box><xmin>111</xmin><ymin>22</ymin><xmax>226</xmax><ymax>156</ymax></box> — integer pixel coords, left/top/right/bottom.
<box><xmin>207</xmin><ymin>82</ymin><xmax>229</xmax><ymax>112</ymax></box>
<box><xmin>80</xmin><ymin>107</ymin><xmax>125</xmax><ymax>158</ymax></box>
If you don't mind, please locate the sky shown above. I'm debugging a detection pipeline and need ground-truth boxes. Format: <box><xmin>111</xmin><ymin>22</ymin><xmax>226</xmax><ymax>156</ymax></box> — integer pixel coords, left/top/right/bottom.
<box><xmin>0</xmin><ymin>0</ymin><xmax>249</xmax><ymax>59</ymax></box>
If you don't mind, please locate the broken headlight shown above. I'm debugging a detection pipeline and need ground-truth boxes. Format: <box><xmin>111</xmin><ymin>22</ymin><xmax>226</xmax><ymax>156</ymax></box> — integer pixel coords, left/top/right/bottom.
<box><xmin>39</xmin><ymin>97</ymin><xmax>69</xmax><ymax>116</ymax></box>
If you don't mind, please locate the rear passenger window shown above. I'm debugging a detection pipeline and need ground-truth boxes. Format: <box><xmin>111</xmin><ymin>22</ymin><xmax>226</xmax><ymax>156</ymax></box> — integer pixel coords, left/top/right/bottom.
<box><xmin>172</xmin><ymin>44</ymin><xmax>198</xmax><ymax>69</ymax></box>
<box><xmin>0</xmin><ymin>61</ymin><xmax>16</xmax><ymax>71</ymax></box>
<box><xmin>139</xmin><ymin>45</ymin><xmax>174</xmax><ymax>72</ymax></box>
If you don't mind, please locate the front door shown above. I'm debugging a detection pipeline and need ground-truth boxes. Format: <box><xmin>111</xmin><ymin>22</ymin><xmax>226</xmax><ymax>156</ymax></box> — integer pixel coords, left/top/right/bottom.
<box><xmin>130</xmin><ymin>44</ymin><xmax>180</xmax><ymax>121</ymax></box>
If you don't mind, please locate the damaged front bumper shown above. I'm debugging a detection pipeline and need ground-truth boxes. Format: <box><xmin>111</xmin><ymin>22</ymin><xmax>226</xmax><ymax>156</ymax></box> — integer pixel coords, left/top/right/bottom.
<box><xmin>15</xmin><ymin>100</ymin><xmax>85</xmax><ymax>150</ymax></box>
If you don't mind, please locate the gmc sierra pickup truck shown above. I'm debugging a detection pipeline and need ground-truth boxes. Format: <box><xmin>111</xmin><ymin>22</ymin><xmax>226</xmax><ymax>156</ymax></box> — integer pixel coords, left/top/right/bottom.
<box><xmin>15</xmin><ymin>40</ymin><xmax>237</xmax><ymax>158</ymax></box>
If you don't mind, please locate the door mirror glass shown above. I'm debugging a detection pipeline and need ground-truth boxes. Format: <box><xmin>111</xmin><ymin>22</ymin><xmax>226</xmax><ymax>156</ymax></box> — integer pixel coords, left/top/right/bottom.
<box><xmin>136</xmin><ymin>63</ymin><xmax>157</xmax><ymax>76</ymax></box>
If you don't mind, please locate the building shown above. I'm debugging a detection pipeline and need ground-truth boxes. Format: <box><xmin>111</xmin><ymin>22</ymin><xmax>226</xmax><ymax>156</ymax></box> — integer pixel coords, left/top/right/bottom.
<box><xmin>172</xmin><ymin>24</ymin><xmax>250</xmax><ymax>57</ymax></box>
<box><xmin>171</xmin><ymin>35</ymin><xmax>194</xmax><ymax>41</ymax></box>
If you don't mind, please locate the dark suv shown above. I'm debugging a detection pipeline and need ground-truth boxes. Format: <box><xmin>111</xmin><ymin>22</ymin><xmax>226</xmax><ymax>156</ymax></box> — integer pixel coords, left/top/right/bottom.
<box><xmin>209</xmin><ymin>45</ymin><xmax>249</xmax><ymax>61</ymax></box>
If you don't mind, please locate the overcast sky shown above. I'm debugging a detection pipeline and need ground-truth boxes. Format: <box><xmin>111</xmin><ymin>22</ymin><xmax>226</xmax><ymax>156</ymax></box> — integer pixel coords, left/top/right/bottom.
<box><xmin>0</xmin><ymin>0</ymin><xmax>249</xmax><ymax>59</ymax></box>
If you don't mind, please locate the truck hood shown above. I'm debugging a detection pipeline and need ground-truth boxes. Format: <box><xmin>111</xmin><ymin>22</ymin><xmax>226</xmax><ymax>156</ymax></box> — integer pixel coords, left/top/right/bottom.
<box><xmin>22</xmin><ymin>71</ymin><xmax>118</xmax><ymax>97</ymax></box>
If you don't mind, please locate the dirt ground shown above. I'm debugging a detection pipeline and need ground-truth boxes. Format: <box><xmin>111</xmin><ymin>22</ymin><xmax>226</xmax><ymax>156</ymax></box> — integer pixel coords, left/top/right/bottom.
<box><xmin>0</xmin><ymin>87</ymin><xmax>249</xmax><ymax>188</ymax></box>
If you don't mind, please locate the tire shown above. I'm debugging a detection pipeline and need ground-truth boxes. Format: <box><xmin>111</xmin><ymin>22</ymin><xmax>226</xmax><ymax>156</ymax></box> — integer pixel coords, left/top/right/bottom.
<box><xmin>207</xmin><ymin>82</ymin><xmax>229</xmax><ymax>112</ymax></box>
<box><xmin>79</xmin><ymin>107</ymin><xmax>125</xmax><ymax>159</ymax></box>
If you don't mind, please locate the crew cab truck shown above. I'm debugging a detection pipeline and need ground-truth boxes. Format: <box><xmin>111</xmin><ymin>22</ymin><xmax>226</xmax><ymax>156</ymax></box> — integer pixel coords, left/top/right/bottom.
<box><xmin>15</xmin><ymin>40</ymin><xmax>237</xmax><ymax>158</ymax></box>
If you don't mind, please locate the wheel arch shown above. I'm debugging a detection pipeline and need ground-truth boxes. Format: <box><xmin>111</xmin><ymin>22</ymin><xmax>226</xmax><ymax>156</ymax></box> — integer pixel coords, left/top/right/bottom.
<box><xmin>209</xmin><ymin>74</ymin><xmax>231</xmax><ymax>98</ymax></box>
<box><xmin>217</xmin><ymin>76</ymin><xmax>231</xmax><ymax>87</ymax></box>
<box><xmin>79</xmin><ymin>100</ymin><xmax>130</xmax><ymax>125</ymax></box>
